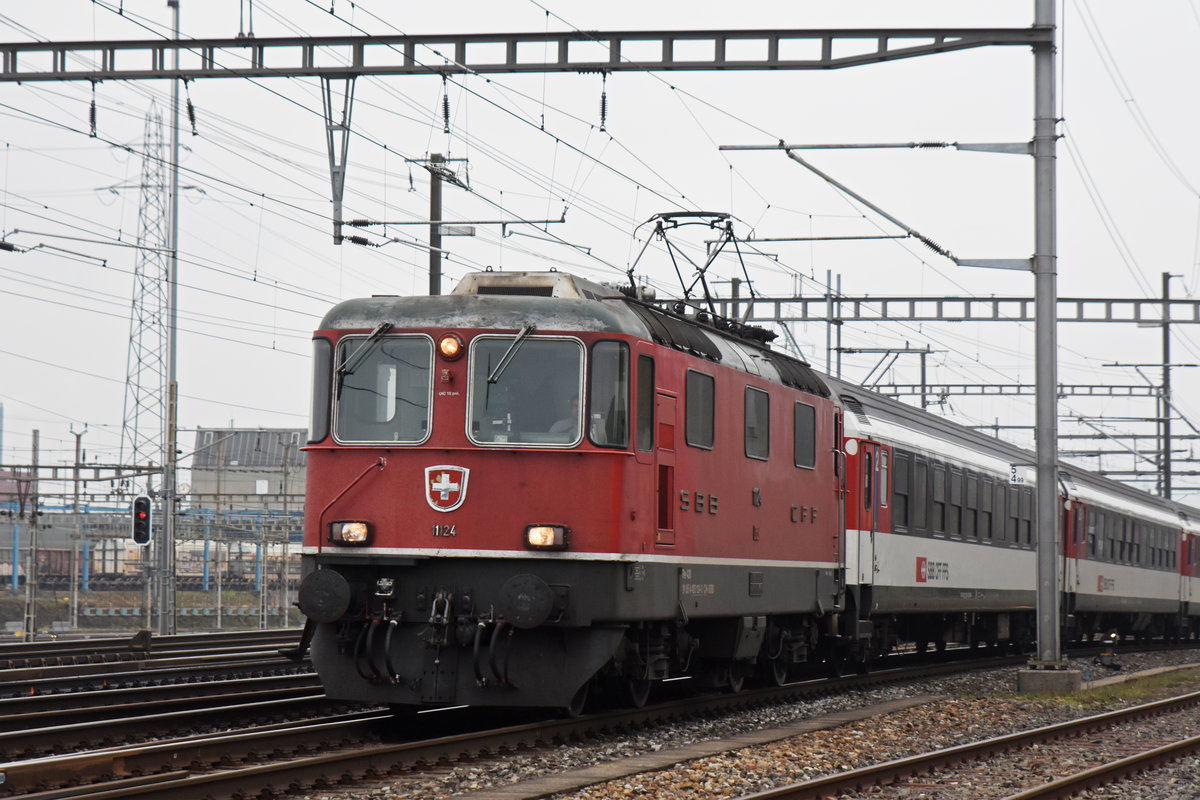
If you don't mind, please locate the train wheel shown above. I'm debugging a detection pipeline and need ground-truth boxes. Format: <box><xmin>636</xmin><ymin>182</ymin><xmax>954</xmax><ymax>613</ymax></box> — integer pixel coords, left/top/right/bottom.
<box><xmin>626</xmin><ymin>678</ymin><xmax>652</xmax><ymax>708</ymax></box>
<box><xmin>760</xmin><ymin>657</ymin><xmax>788</xmax><ymax>687</ymax></box>
<box><xmin>563</xmin><ymin>681</ymin><xmax>589</xmax><ymax>718</ymax></box>
<box><xmin>727</xmin><ymin>662</ymin><xmax>747</xmax><ymax>694</ymax></box>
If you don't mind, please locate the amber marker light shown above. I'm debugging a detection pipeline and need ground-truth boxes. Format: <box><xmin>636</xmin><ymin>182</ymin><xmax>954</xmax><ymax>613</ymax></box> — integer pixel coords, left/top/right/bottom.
<box><xmin>438</xmin><ymin>334</ymin><xmax>464</xmax><ymax>361</ymax></box>
<box><xmin>525</xmin><ymin>524</ymin><xmax>569</xmax><ymax>550</ymax></box>
<box><xmin>329</xmin><ymin>521</ymin><xmax>371</xmax><ymax>544</ymax></box>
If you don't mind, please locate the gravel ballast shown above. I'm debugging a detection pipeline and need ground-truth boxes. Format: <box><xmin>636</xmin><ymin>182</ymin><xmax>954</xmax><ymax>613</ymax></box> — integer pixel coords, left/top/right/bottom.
<box><xmin>297</xmin><ymin>648</ymin><xmax>1200</xmax><ymax>800</ymax></box>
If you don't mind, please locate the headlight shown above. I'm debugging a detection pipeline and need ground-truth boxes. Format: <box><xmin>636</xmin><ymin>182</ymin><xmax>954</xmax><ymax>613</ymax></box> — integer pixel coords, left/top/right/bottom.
<box><xmin>438</xmin><ymin>334</ymin><xmax>465</xmax><ymax>361</ymax></box>
<box><xmin>525</xmin><ymin>524</ymin><xmax>569</xmax><ymax>550</ymax></box>
<box><xmin>329</xmin><ymin>520</ymin><xmax>371</xmax><ymax>544</ymax></box>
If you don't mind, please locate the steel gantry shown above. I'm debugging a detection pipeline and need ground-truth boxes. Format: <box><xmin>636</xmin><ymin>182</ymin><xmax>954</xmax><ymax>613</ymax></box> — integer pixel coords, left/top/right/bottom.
<box><xmin>0</xmin><ymin>15</ymin><xmax>1066</xmax><ymax>665</ymax></box>
<box><xmin>0</xmin><ymin>26</ymin><xmax>1050</xmax><ymax>246</ymax></box>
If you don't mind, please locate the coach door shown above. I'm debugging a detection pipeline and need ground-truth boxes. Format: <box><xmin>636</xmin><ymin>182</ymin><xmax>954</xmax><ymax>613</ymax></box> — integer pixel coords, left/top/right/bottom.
<box><xmin>655</xmin><ymin>393</ymin><xmax>677</xmax><ymax>546</ymax></box>
<box><xmin>857</xmin><ymin>440</ymin><xmax>881</xmax><ymax>585</ymax></box>
<box><xmin>1063</xmin><ymin>500</ymin><xmax>1085</xmax><ymax>593</ymax></box>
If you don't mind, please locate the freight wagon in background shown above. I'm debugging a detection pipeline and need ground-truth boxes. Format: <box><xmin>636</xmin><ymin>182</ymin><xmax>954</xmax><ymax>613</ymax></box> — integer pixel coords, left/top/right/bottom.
<box><xmin>3</xmin><ymin>540</ymin><xmax>301</xmax><ymax>591</ymax></box>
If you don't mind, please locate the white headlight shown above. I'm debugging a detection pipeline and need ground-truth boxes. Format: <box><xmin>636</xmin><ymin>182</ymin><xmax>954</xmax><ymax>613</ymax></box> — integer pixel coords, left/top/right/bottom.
<box><xmin>329</xmin><ymin>520</ymin><xmax>371</xmax><ymax>544</ymax></box>
<box><xmin>525</xmin><ymin>524</ymin><xmax>568</xmax><ymax>550</ymax></box>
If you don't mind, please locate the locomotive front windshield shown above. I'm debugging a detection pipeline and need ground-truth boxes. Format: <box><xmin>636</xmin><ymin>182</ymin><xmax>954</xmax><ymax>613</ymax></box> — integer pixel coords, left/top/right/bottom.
<box><xmin>334</xmin><ymin>335</ymin><xmax>433</xmax><ymax>443</ymax></box>
<box><xmin>469</xmin><ymin>336</ymin><xmax>584</xmax><ymax>446</ymax></box>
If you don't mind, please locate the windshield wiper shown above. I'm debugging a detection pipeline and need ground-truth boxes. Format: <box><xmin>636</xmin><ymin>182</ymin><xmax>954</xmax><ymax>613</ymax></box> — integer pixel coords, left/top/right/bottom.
<box><xmin>336</xmin><ymin>322</ymin><xmax>393</xmax><ymax>381</ymax></box>
<box><xmin>487</xmin><ymin>323</ymin><xmax>536</xmax><ymax>384</ymax></box>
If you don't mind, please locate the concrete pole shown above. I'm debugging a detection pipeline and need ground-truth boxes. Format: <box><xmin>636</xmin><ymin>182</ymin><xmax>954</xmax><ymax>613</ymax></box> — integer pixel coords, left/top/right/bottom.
<box><xmin>70</xmin><ymin>428</ymin><xmax>84</xmax><ymax>630</ymax></box>
<box><xmin>429</xmin><ymin>153</ymin><xmax>444</xmax><ymax>296</ymax></box>
<box><xmin>1162</xmin><ymin>272</ymin><xmax>1172</xmax><ymax>500</ymax></box>
<box><xmin>161</xmin><ymin>0</ymin><xmax>181</xmax><ymax>636</ymax></box>
<box><xmin>1033</xmin><ymin>0</ymin><xmax>1061</xmax><ymax>666</ymax></box>
<box><xmin>22</xmin><ymin>430</ymin><xmax>38</xmax><ymax>641</ymax></box>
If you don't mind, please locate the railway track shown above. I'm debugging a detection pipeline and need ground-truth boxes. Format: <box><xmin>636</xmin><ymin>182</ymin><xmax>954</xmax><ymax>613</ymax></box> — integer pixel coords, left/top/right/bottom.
<box><xmin>0</xmin><ymin>657</ymin><xmax>1021</xmax><ymax>799</ymax></box>
<box><xmin>0</xmin><ymin>629</ymin><xmax>309</xmax><ymax>699</ymax></box>
<box><xmin>7</xmin><ymin>642</ymin><xmax>1194</xmax><ymax>799</ymax></box>
<box><xmin>0</xmin><ymin>629</ymin><xmax>303</xmax><ymax>670</ymax></box>
<box><xmin>734</xmin><ymin>686</ymin><xmax>1200</xmax><ymax>800</ymax></box>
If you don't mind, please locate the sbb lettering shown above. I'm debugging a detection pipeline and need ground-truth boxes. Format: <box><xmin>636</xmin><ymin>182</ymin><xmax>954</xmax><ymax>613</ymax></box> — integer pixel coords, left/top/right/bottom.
<box><xmin>680</xmin><ymin>489</ymin><xmax>719</xmax><ymax>515</ymax></box>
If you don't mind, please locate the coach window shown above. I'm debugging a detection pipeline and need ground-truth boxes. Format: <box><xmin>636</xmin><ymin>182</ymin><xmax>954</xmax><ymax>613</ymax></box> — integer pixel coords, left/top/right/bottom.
<box><xmin>636</xmin><ymin>355</ymin><xmax>655</xmax><ymax>451</ymax></box>
<box><xmin>1005</xmin><ymin>486</ymin><xmax>1020</xmax><ymax>544</ymax></box>
<box><xmin>685</xmin><ymin>370</ymin><xmax>715</xmax><ymax>449</ymax></box>
<box><xmin>931</xmin><ymin>463</ymin><xmax>946</xmax><ymax>535</ymax></box>
<box><xmin>911</xmin><ymin>458</ymin><xmax>928</xmax><ymax>532</ymax></box>
<box><xmin>947</xmin><ymin>468</ymin><xmax>962</xmax><ymax>536</ymax></box>
<box><xmin>1019</xmin><ymin>487</ymin><xmax>1033</xmax><ymax>545</ymax></box>
<box><xmin>794</xmin><ymin>401</ymin><xmax>816</xmax><ymax>468</ymax></box>
<box><xmin>992</xmin><ymin>481</ymin><xmax>1007</xmax><ymax>541</ymax></box>
<box><xmin>309</xmin><ymin>337</ymin><xmax>333</xmax><ymax>443</ymax></box>
<box><xmin>979</xmin><ymin>476</ymin><xmax>993</xmax><ymax>539</ymax></box>
<box><xmin>879</xmin><ymin>451</ymin><xmax>889</xmax><ymax>508</ymax></box>
<box><xmin>468</xmin><ymin>336</ymin><xmax>584</xmax><ymax>446</ymax></box>
<box><xmin>892</xmin><ymin>451</ymin><xmax>909</xmax><ymax>528</ymax></box>
<box><xmin>963</xmin><ymin>472</ymin><xmax>978</xmax><ymax>538</ymax></box>
<box><xmin>863</xmin><ymin>450</ymin><xmax>874</xmax><ymax>510</ymax></box>
<box><xmin>335</xmin><ymin>335</ymin><xmax>432</xmax><ymax>444</ymax></box>
<box><xmin>589</xmin><ymin>341</ymin><xmax>630</xmax><ymax>448</ymax></box>
<box><xmin>745</xmin><ymin>387</ymin><xmax>770</xmax><ymax>460</ymax></box>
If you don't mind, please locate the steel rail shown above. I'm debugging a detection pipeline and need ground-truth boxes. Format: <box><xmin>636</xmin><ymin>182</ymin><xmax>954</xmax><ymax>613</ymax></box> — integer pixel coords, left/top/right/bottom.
<box><xmin>2</xmin><ymin>691</ymin><xmax>335</xmax><ymax>759</ymax></box>
<box><xmin>0</xmin><ymin>672</ymin><xmax>320</xmax><ymax>726</ymax></box>
<box><xmin>1000</xmin><ymin>732</ymin><xmax>1200</xmax><ymax>799</ymax></box>
<box><xmin>2</xmin><ymin>650</ymin><xmax>309</xmax><ymax>691</ymax></box>
<box><xmin>0</xmin><ymin>711</ymin><xmax>388</xmax><ymax>796</ymax></box>
<box><xmin>734</xmin><ymin>689</ymin><xmax>1200</xmax><ymax>799</ymax></box>
<box><xmin>0</xmin><ymin>629</ymin><xmax>301</xmax><ymax>669</ymax></box>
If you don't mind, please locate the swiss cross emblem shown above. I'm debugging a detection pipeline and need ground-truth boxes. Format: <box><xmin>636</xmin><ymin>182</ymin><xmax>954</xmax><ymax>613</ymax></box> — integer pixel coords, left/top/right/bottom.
<box><xmin>425</xmin><ymin>465</ymin><xmax>469</xmax><ymax>512</ymax></box>
<box><xmin>915</xmin><ymin>556</ymin><xmax>928</xmax><ymax>583</ymax></box>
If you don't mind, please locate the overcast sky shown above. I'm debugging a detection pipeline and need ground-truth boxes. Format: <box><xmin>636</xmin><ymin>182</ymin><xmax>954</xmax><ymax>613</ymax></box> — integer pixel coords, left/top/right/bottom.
<box><xmin>2</xmin><ymin>2</ymin><xmax>1199</xmax><ymax>498</ymax></box>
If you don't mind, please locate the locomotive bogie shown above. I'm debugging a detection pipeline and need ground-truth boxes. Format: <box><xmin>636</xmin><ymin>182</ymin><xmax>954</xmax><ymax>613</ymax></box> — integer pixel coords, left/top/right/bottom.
<box><xmin>300</xmin><ymin>551</ymin><xmax>840</xmax><ymax>706</ymax></box>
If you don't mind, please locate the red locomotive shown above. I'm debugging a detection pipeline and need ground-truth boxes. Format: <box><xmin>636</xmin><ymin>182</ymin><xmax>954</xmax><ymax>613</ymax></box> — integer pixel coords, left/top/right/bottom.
<box><xmin>298</xmin><ymin>269</ymin><xmax>1200</xmax><ymax>714</ymax></box>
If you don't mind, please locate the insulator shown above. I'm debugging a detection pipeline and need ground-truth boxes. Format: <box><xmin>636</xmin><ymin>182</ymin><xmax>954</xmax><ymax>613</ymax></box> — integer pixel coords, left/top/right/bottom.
<box><xmin>442</xmin><ymin>77</ymin><xmax>451</xmax><ymax>134</ymax></box>
<box><xmin>344</xmin><ymin>235</ymin><xmax>374</xmax><ymax>247</ymax></box>
<box><xmin>599</xmin><ymin>91</ymin><xmax>607</xmax><ymax>132</ymax></box>
<box><xmin>89</xmin><ymin>98</ymin><xmax>96</xmax><ymax>138</ymax></box>
<box><xmin>920</xmin><ymin>236</ymin><xmax>947</xmax><ymax>256</ymax></box>
<box><xmin>186</xmin><ymin>98</ymin><xmax>197</xmax><ymax>136</ymax></box>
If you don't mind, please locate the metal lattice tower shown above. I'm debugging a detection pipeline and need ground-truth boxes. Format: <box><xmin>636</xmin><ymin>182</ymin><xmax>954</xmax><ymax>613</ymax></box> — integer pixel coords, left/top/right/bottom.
<box><xmin>119</xmin><ymin>103</ymin><xmax>170</xmax><ymax>491</ymax></box>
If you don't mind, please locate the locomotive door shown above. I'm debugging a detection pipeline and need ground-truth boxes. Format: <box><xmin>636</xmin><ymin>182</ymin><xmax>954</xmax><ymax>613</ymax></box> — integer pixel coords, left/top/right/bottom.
<box><xmin>654</xmin><ymin>392</ymin><xmax>677</xmax><ymax>546</ymax></box>
<box><xmin>856</xmin><ymin>440</ymin><xmax>881</xmax><ymax>586</ymax></box>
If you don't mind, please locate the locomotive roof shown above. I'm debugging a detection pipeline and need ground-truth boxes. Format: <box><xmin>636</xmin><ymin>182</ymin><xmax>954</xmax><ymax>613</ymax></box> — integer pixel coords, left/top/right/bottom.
<box><xmin>319</xmin><ymin>270</ymin><xmax>830</xmax><ymax>399</ymax></box>
<box><xmin>319</xmin><ymin>270</ymin><xmax>1199</xmax><ymax>526</ymax></box>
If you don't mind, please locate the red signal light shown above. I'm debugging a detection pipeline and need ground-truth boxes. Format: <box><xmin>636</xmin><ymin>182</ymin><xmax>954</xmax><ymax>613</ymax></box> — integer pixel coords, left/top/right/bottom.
<box><xmin>131</xmin><ymin>496</ymin><xmax>152</xmax><ymax>546</ymax></box>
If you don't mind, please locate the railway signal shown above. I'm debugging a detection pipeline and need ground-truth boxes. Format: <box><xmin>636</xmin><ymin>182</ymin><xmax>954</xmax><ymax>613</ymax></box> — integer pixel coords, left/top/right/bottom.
<box><xmin>131</xmin><ymin>495</ymin><xmax>152</xmax><ymax>546</ymax></box>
